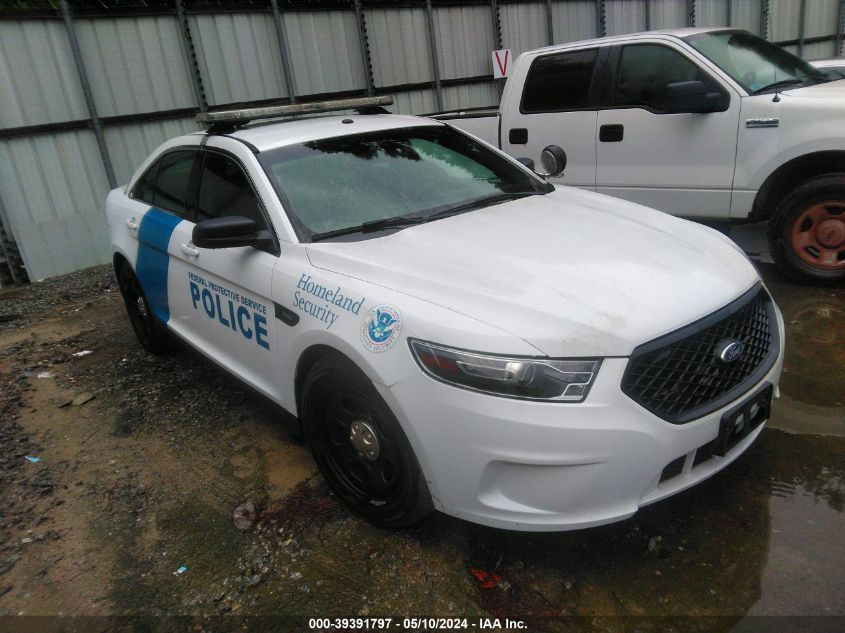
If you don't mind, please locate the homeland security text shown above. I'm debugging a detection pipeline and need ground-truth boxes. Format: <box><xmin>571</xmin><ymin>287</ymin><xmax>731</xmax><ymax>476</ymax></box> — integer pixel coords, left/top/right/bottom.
<box><xmin>293</xmin><ymin>274</ymin><xmax>364</xmax><ymax>329</ymax></box>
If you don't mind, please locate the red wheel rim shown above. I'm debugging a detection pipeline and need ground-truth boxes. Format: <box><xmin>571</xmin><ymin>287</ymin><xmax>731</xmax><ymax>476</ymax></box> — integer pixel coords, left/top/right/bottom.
<box><xmin>789</xmin><ymin>200</ymin><xmax>845</xmax><ymax>270</ymax></box>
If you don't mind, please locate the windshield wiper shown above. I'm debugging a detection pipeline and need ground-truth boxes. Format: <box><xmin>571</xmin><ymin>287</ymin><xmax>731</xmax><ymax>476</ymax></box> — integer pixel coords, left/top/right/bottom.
<box><xmin>426</xmin><ymin>191</ymin><xmax>542</xmax><ymax>222</ymax></box>
<box><xmin>753</xmin><ymin>78</ymin><xmax>804</xmax><ymax>94</ymax></box>
<box><xmin>310</xmin><ymin>216</ymin><xmax>426</xmax><ymax>242</ymax></box>
<box><xmin>309</xmin><ymin>191</ymin><xmax>542</xmax><ymax>242</ymax></box>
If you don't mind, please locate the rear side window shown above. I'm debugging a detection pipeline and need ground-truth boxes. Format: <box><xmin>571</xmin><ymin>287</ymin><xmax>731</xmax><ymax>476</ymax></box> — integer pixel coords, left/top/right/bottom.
<box><xmin>196</xmin><ymin>152</ymin><xmax>264</xmax><ymax>226</ymax></box>
<box><xmin>615</xmin><ymin>44</ymin><xmax>710</xmax><ymax>111</ymax></box>
<box><xmin>133</xmin><ymin>149</ymin><xmax>197</xmax><ymax>217</ymax></box>
<box><xmin>521</xmin><ymin>49</ymin><xmax>598</xmax><ymax>113</ymax></box>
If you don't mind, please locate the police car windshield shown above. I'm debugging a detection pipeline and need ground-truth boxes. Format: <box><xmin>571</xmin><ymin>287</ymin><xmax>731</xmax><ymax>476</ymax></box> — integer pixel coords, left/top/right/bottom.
<box><xmin>258</xmin><ymin>125</ymin><xmax>551</xmax><ymax>241</ymax></box>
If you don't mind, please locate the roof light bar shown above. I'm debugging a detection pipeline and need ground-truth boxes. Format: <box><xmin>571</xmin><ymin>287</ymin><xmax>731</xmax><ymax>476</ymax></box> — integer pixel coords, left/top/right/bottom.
<box><xmin>196</xmin><ymin>96</ymin><xmax>394</xmax><ymax>126</ymax></box>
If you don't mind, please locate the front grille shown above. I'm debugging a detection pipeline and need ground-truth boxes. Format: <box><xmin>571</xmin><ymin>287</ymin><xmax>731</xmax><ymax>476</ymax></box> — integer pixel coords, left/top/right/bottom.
<box><xmin>621</xmin><ymin>284</ymin><xmax>778</xmax><ymax>424</ymax></box>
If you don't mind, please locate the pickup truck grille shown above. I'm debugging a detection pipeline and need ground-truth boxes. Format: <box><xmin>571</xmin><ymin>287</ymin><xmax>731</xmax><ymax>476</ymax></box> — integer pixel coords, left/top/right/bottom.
<box><xmin>621</xmin><ymin>285</ymin><xmax>778</xmax><ymax>424</ymax></box>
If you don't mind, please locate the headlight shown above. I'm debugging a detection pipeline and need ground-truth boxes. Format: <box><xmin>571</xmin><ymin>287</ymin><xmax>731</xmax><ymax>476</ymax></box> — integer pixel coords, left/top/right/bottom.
<box><xmin>408</xmin><ymin>339</ymin><xmax>601</xmax><ymax>402</ymax></box>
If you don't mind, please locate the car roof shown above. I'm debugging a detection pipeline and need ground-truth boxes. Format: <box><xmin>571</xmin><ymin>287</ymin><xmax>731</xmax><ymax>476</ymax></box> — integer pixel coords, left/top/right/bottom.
<box><xmin>191</xmin><ymin>113</ymin><xmax>442</xmax><ymax>153</ymax></box>
<box><xmin>521</xmin><ymin>26</ymin><xmax>735</xmax><ymax>56</ymax></box>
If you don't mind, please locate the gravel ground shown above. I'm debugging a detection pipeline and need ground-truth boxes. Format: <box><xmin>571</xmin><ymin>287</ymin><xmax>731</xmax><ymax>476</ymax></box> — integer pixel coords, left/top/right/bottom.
<box><xmin>0</xmin><ymin>263</ymin><xmax>843</xmax><ymax>633</ymax></box>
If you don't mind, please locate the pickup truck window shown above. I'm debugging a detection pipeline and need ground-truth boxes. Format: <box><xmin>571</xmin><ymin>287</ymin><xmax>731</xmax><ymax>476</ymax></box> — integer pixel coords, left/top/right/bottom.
<box><xmin>133</xmin><ymin>149</ymin><xmax>198</xmax><ymax>218</ymax></box>
<box><xmin>259</xmin><ymin>126</ymin><xmax>549</xmax><ymax>241</ymax></box>
<box><xmin>196</xmin><ymin>151</ymin><xmax>264</xmax><ymax>226</ymax></box>
<box><xmin>684</xmin><ymin>31</ymin><xmax>828</xmax><ymax>94</ymax></box>
<box><xmin>521</xmin><ymin>49</ymin><xmax>597</xmax><ymax>113</ymax></box>
<box><xmin>615</xmin><ymin>44</ymin><xmax>709</xmax><ymax>112</ymax></box>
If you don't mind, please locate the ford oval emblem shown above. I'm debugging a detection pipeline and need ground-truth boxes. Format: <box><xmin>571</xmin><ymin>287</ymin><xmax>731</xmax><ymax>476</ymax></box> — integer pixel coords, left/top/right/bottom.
<box><xmin>716</xmin><ymin>339</ymin><xmax>744</xmax><ymax>363</ymax></box>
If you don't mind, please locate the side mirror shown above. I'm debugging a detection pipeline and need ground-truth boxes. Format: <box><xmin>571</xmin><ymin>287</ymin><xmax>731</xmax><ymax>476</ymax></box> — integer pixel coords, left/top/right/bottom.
<box><xmin>516</xmin><ymin>157</ymin><xmax>535</xmax><ymax>171</ymax></box>
<box><xmin>664</xmin><ymin>80</ymin><xmax>724</xmax><ymax>114</ymax></box>
<box><xmin>192</xmin><ymin>216</ymin><xmax>273</xmax><ymax>250</ymax></box>
<box><xmin>539</xmin><ymin>145</ymin><xmax>567</xmax><ymax>177</ymax></box>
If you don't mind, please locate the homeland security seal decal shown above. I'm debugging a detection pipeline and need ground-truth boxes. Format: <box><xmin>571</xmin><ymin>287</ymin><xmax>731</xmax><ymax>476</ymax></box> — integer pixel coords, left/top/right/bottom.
<box><xmin>361</xmin><ymin>304</ymin><xmax>402</xmax><ymax>353</ymax></box>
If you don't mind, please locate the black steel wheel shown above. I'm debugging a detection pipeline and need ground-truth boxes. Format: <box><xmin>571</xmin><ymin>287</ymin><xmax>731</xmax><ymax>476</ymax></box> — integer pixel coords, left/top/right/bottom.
<box><xmin>115</xmin><ymin>261</ymin><xmax>176</xmax><ymax>355</ymax></box>
<box><xmin>301</xmin><ymin>354</ymin><xmax>433</xmax><ymax>528</ymax></box>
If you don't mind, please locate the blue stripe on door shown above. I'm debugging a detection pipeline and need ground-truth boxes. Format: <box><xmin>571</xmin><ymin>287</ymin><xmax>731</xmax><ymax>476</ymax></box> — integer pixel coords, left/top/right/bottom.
<box><xmin>135</xmin><ymin>208</ymin><xmax>183</xmax><ymax>324</ymax></box>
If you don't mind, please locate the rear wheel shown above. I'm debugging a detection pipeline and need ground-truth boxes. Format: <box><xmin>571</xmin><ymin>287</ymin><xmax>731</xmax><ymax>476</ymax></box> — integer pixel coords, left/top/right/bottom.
<box><xmin>115</xmin><ymin>262</ymin><xmax>176</xmax><ymax>355</ymax></box>
<box><xmin>768</xmin><ymin>174</ymin><xmax>845</xmax><ymax>285</ymax></box>
<box><xmin>300</xmin><ymin>354</ymin><xmax>433</xmax><ymax>528</ymax></box>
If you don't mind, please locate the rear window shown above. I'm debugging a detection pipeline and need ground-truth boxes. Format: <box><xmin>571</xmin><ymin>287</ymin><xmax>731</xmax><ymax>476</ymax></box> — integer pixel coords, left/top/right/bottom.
<box><xmin>133</xmin><ymin>149</ymin><xmax>197</xmax><ymax>218</ymax></box>
<box><xmin>521</xmin><ymin>49</ymin><xmax>598</xmax><ymax>113</ymax></box>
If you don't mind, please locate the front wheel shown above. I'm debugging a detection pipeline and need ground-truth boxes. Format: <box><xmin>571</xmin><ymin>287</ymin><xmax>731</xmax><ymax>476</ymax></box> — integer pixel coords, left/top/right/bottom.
<box><xmin>300</xmin><ymin>354</ymin><xmax>433</xmax><ymax>528</ymax></box>
<box><xmin>768</xmin><ymin>174</ymin><xmax>845</xmax><ymax>285</ymax></box>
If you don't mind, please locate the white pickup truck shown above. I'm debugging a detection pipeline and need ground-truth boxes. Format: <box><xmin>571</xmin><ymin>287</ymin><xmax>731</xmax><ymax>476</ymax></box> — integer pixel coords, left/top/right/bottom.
<box><xmin>437</xmin><ymin>27</ymin><xmax>845</xmax><ymax>284</ymax></box>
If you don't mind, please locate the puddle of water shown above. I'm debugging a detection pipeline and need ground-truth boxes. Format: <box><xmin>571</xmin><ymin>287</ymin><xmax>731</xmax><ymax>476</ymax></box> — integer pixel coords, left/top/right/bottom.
<box><xmin>763</xmin><ymin>266</ymin><xmax>845</xmax><ymax>412</ymax></box>
<box><xmin>747</xmin><ymin>482</ymin><xmax>845</xmax><ymax>617</ymax></box>
<box><xmin>770</xmin><ymin>393</ymin><xmax>845</xmax><ymax>437</ymax></box>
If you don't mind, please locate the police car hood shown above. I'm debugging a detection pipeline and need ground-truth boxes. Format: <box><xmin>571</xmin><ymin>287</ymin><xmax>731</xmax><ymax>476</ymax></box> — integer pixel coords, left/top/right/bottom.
<box><xmin>306</xmin><ymin>187</ymin><xmax>759</xmax><ymax>357</ymax></box>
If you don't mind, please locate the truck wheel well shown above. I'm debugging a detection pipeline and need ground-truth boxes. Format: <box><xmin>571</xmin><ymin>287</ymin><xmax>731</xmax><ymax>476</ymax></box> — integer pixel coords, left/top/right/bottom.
<box><xmin>752</xmin><ymin>151</ymin><xmax>845</xmax><ymax>221</ymax></box>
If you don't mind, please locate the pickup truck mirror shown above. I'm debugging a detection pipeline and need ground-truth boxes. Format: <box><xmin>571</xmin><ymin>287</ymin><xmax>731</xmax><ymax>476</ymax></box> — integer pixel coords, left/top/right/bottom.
<box><xmin>539</xmin><ymin>145</ymin><xmax>567</xmax><ymax>177</ymax></box>
<box><xmin>192</xmin><ymin>216</ymin><xmax>274</xmax><ymax>250</ymax></box>
<box><xmin>516</xmin><ymin>157</ymin><xmax>535</xmax><ymax>171</ymax></box>
<box><xmin>664</xmin><ymin>80</ymin><xmax>724</xmax><ymax>114</ymax></box>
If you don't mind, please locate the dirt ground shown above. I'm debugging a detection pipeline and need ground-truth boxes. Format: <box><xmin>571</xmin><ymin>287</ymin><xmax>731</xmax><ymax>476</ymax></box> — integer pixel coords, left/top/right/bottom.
<box><xmin>0</xmin><ymin>263</ymin><xmax>843</xmax><ymax>633</ymax></box>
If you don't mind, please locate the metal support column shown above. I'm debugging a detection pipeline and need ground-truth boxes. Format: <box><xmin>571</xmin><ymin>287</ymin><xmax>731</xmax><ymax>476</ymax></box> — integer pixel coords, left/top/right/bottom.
<box><xmin>270</xmin><ymin>0</ymin><xmax>297</xmax><ymax>103</ymax></box>
<box><xmin>726</xmin><ymin>0</ymin><xmax>732</xmax><ymax>27</ymax></box>
<box><xmin>546</xmin><ymin>0</ymin><xmax>554</xmax><ymax>45</ymax></box>
<box><xmin>596</xmin><ymin>0</ymin><xmax>606</xmax><ymax>37</ymax></box>
<box><xmin>353</xmin><ymin>0</ymin><xmax>375</xmax><ymax>96</ymax></box>
<box><xmin>175</xmin><ymin>0</ymin><xmax>207</xmax><ymax>112</ymax></box>
<box><xmin>645</xmin><ymin>0</ymin><xmax>651</xmax><ymax>31</ymax></box>
<box><xmin>797</xmin><ymin>0</ymin><xmax>807</xmax><ymax>58</ymax></box>
<box><xmin>491</xmin><ymin>0</ymin><xmax>503</xmax><ymax>50</ymax></box>
<box><xmin>491</xmin><ymin>0</ymin><xmax>504</xmax><ymax>97</ymax></box>
<box><xmin>687</xmin><ymin>0</ymin><xmax>696</xmax><ymax>27</ymax></box>
<box><xmin>425</xmin><ymin>0</ymin><xmax>444</xmax><ymax>111</ymax></box>
<box><xmin>60</xmin><ymin>0</ymin><xmax>116</xmax><ymax>189</ymax></box>
<box><xmin>0</xmin><ymin>211</ymin><xmax>23</xmax><ymax>286</ymax></box>
<box><xmin>760</xmin><ymin>0</ymin><xmax>769</xmax><ymax>39</ymax></box>
<box><xmin>837</xmin><ymin>0</ymin><xmax>845</xmax><ymax>55</ymax></box>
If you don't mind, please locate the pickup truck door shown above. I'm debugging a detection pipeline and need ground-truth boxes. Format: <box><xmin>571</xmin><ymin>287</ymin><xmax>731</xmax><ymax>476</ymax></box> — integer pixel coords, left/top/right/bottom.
<box><xmin>595</xmin><ymin>42</ymin><xmax>741</xmax><ymax>218</ymax></box>
<box><xmin>500</xmin><ymin>46</ymin><xmax>608</xmax><ymax>190</ymax></box>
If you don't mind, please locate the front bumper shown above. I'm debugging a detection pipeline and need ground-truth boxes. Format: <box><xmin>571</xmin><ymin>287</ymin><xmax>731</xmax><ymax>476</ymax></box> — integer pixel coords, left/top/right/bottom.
<box><xmin>378</xmin><ymin>341</ymin><xmax>784</xmax><ymax>532</ymax></box>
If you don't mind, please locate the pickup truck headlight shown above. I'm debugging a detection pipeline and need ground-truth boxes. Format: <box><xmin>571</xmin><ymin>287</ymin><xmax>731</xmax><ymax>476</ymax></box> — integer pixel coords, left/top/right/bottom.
<box><xmin>408</xmin><ymin>339</ymin><xmax>601</xmax><ymax>402</ymax></box>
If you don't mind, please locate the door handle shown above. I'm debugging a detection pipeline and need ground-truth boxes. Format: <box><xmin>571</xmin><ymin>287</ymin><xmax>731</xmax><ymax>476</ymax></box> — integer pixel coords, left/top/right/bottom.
<box><xmin>509</xmin><ymin>128</ymin><xmax>528</xmax><ymax>144</ymax></box>
<box><xmin>599</xmin><ymin>124</ymin><xmax>624</xmax><ymax>142</ymax></box>
<box><xmin>125</xmin><ymin>217</ymin><xmax>138</xmax><ymax>231</ymax></box>
<box><xmin>180</xmin><ymin>242</ymin><xmax>200</xmax><ymax>258</ymax></box>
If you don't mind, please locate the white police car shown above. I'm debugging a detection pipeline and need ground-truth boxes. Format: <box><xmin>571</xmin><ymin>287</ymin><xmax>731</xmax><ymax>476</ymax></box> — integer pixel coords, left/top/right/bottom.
<box><xmin>107</xmin><ymin>97</ymin><xmax>784</xmax><ymax>530</ymax></box>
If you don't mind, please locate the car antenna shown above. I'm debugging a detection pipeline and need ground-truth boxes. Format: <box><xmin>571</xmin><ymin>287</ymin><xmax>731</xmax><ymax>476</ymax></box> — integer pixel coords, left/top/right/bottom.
<box><xmin>772</xmin><ymin>66</ymin><xmax>781</xmax><ymax>102</ymax></box>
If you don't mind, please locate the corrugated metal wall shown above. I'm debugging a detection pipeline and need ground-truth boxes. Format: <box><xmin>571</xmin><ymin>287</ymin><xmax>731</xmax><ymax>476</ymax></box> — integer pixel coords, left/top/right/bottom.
<box><xmin>75</xmin><ymin>16</ymin><xmax>195</xmax><ymax>117</ymax></box>
<box><xmin>282</xmin><ymin>10</ymin><xmax>367</xmax><ymax>95</ymax></box>
<box><xmin>1</xmin><ymin>0</ymin><xmax>843</xmax><ymax>282</ymax></box>
<box><xmin>551</xmin><ymin>1</ymin><xmax>599</xmax><ymax>42</ymax></box>
<box><xmin>368</xmin><ymin>8</ymin><xmax>434</xmax><ymax>86</ymax></box>
<box><xmin>0</xmin><ymin>131</ymin><xmax>111</xmax><ymax>278</ymax></box>
<box><xmin>190</xmin><ymin>12</ymin><xmax>290</xmax><ymax>105</ymax></box>
<box><xmin>0</xmin><ymin>20</ymin><xmax>89</xmax><ymax>128</ymax></box>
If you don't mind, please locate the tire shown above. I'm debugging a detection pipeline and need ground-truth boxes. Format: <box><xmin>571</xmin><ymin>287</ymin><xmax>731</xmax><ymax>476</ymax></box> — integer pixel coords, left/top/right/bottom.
<box><xmin>115</xmin><ymin>261</ymin><xmax>177</xmax><ymax>355</ymax></box>
<box><xmin>767</xmin><ymin>173</ymin><xmax>845</xmax><ymax>285</ymax></box>
<box><xmin>300</xmin><ymin>354</ymin><xmax>433</xmax><ymax>528</ymax></box>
